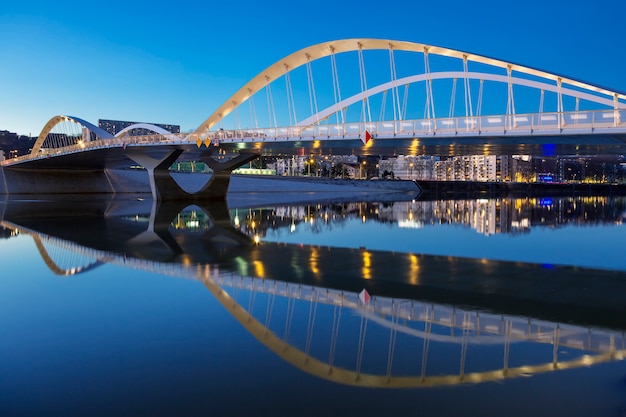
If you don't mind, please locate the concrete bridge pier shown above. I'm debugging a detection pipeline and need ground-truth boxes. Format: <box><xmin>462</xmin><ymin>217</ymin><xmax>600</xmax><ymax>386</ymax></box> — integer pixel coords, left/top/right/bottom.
<box><xmin>127</xmin><ymin>149</ymin><xmax>259</xmax><ymax>201</ymax></box>
<box><xmin>199</xmin><ymin>152</ymin><xmax>259</xmax><ymax>199</ymax></box>
<box><xmin>128</xmin><ymin>149</ymin><xmax>187</xmax><ymax>201</ymax></box>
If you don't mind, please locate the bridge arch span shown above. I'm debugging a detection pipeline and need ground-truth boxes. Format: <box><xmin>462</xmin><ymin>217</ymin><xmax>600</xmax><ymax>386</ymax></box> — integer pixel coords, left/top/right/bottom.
<box><xmin>31</xmin><ymin>115</ymin><xmax>113</xmax><ymax>155</ymax></box>
<box><xmin>115</xmin><ymin>123</ymin><xmax>177</xmax><ymax>139</ymax></box>
<box><xmin>194</xmin><ymin>38</ymin><xmax>626</xmax><ymax>136</ymax></box>
<box><xmin>298</xmin><ymin>71</ymin><xmax>626</xmax><ymax>128</ymax></box>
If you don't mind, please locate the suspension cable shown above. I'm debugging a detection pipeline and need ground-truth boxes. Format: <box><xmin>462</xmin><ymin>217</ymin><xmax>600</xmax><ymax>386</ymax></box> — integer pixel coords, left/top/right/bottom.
<box><xmin>329</xmin><ymin>46</ymin><xmax>344</xmax><ymax>124</ymax></box>
<box><xmin>265</xmin><ymin>76</ymin><xmax>277</xmax><ymax>129</ymax></box>
<box><xmin>401</xmin><ymin>84</ymin><xmax>409</xmax><ymax>120</ymax></box>
<box><xmin>423</xmin><ymin>47</ymin><xmax>436</xmax><ymax>120</ymax></box>
<box><xmin>477</xmin><ymin>80</ymin><xmax>484</xmax><ymax>117</ymax></box>
<box><xmin>284</xmin><ymin>64</ymin><xmax>298</xmax><ymax>126</ymax></box>
<box><xmin>248</xmin><ymin>88</ymin><xmax>259</xmax><ymax>130</ymax></box>
<box><xmin>305</xmin><ymin>54</ymin><xmax>319</xmax><ymax>125</ymax></box>
<box><xmin>463</xmin><ymin>55</ymin><xmax>474</xmax><ymax>118</ymax></box>
<box><xmin>357</xmin><ymin>43</ymin><xmax>372</xmax><ymax>124</ymax></box>
<box><xmin>449</xmin><ymin>78</ymin><xmax>457</xmax><ymax>118</ymax></box>
<box><xmin>379</xmin><ymin>90</ymin><xmax>387</xmax><ymax>122</ymax></box>
<box><xmin>388</xmin><ymin>44</ymin><xmax>401</xmax><ymax>123</ymax></box>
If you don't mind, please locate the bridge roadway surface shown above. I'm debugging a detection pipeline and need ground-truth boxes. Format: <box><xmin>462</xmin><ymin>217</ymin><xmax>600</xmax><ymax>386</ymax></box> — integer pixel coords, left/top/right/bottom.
<box><xmin>3</xmin><ymin>195</ymin><xmax>626</xmax><ymax>331</ymax></box>
<box><xmin>6</xmin><ymin>131</ymin><xmax>626</xmax><ymax>172</ymax></box>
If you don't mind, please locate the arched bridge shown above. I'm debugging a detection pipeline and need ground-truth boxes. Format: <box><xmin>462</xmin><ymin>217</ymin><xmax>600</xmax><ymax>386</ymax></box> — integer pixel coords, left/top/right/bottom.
<box><xmin>3</xmin><ymin>38</ymin><xmax>626</xmax><ymax>199</ymax></box>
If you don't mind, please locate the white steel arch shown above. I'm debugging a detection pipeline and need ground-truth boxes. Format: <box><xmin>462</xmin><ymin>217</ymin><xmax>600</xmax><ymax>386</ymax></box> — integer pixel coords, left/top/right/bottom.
<box><xmin>297</xmin><ymin>71</ymin><xmax>626</xmax><ymax>128</ymax></box>
<box><xmin>193</xmin><ymin>38</ymin><xmax>626</xmax><ymax>136</ymax></box>
<box><xmin>31</xmin><ymin>115</ymin><xmax>113</xmax><ymax>154</ymax></box>
<box><xmin>115</xmin><ymin>123</ymin><xmax>177</xmax><ymax>139</ymax></box>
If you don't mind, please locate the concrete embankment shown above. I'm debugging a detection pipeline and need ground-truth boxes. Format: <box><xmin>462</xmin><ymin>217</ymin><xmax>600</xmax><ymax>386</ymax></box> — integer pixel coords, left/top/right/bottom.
<box><xmin>417</xmin><ymin>180</ymin><xmax>626</xmax><ymax>199</ymax></box>
<box><xmin>224</xmin><ymin>175</ymin><xmax>421</xmax><ymax>206</ymax></box>
<box><xmin>0</xmin><ymin>167</ymin><xmax>421</xmax><ymax>203</ymax></box>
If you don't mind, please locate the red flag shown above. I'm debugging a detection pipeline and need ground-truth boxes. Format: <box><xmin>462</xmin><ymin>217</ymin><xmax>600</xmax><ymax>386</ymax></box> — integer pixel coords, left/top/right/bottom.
<box><xmin>359</xmin><ymin>289</ymin><xmax>371</xmax><ymax>304</ymax></box>
<box><xmin>360</xmin><ymin>130</ymin><xmax>371</xmax><ymax>145</ymax></box>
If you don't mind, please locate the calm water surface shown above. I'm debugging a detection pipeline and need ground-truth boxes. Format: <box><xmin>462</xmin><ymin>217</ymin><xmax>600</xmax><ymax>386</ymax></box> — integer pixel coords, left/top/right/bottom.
<box><xmin>1</xmin><ymin>194</ymin><xmax>626</xmax><ymax>416</ymax></box>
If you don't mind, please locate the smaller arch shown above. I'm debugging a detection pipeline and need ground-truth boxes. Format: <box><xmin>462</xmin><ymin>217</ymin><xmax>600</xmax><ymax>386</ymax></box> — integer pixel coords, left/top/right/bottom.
<box><xmin>115</xmin><ymin>123</ymin><xmax>178</xmax><ymax>139</ymax></box>
<box><xmin>297</xmin><ymin>71</ymin><xmax>626</xmax><ymax>128</ymax></box>
<box><xmin>31</xmin><ymin>115</ymin><xmax>113</xmax><ymax>155</ymax></box>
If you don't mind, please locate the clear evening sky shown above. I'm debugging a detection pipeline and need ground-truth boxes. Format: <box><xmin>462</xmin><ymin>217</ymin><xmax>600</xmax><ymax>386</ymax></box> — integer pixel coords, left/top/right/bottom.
<box><xmin>1</xmin><ymin>0</ymin><xmax>624</xmax><ymax>136</ymax></box>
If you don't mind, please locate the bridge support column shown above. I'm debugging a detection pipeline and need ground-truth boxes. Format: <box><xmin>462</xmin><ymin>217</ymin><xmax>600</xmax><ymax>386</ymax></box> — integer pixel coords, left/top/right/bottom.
<box><xmin>128</xmin><ymin>149</ymin><xmax>187</xmax><ymax>201</ymax></box>
<box><xmin>199</xmin><ymin>153</ymin><xmax>259</xmax><ymax>198</ymax></box>
<box><xmin>128</xmin><ymin>149</ymin><xmax>259</xmax><ymax>201</ymax></box>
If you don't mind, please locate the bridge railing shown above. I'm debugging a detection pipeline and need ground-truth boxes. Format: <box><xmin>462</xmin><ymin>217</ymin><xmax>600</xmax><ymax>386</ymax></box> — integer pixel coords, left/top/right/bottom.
<box><xmin>1</xmin><ymin>133</ymin><xmax>189</xmax><ymax>166</ymax></box>
<box><xmin>208</xmin><ymin>109</ymin><xmax>625</xmax><ymax>142</ymax></box>
<box><xmin>3</xmin><ymin>109</ymin><xmax>625</xmax><ymax>167</ymax></box>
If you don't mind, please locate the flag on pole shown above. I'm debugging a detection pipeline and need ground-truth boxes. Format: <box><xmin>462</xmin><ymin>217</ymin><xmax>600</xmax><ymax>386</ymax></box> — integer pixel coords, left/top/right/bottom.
<box><xmin>359</xmin><ymin>289</ymin><xmax>371</xmax><ymax>305</ymax></box>
<box><xmin>360</xmin><ymin>130</ymin><xmax>372</xmax><ymax>145</ymax></box>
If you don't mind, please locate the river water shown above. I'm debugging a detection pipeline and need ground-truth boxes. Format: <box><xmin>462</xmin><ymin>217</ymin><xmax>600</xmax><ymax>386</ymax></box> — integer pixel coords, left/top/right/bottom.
<box><xmin>1</xmin><ymin>193</ymin><xmax>625</xmax><ymax>416</ymax></box>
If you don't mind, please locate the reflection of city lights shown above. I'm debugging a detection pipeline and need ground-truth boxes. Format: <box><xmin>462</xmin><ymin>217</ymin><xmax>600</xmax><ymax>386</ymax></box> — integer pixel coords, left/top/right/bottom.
<box><xmin>362</xmin><ymin>250</ymin><xmax>372</xmax><ymax>280</ymax></box>
<box><xmin>254</xmin><ymin>235</ymin><xmax>260</xmax><ymax>244</ymax></box>
<box><xmin>290</xmin><ymin>223</ymin><xmax>296</xmax><ymax>233</ymax></box>
<box><xmin>234</xmin><ymin>215</ymin><xmax>240</xmax><ymax>227</ymax></box>
<box><xmin>309</xmin><ymin>248</ymin><xmax>320</xmax><ymax>277</ymax></box>
<box><xmin>253</xmin><ymin>260</ymin><xmax>265</xmax><ymax>278</ymax></box>
<box><xmin>398</xmin><ymin>220</ymin><xmax>424</xmax><ymax>229</ymax></box>
<box><xmin>409</xmin><ymin>254</ymin><xmax>420</xmax><ymax>285</ymax></box>
<box><xmin>234</xmin><ymin>257</ymin><xmax>249</xmax><ymax>276</ymax></box>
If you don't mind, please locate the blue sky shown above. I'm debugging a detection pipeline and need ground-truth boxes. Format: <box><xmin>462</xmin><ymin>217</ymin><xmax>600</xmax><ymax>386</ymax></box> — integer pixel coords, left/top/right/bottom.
<box><xmin>1</xmin><ymin>0</ymin><xmax>625</xmax><ymax>136</ymax></box>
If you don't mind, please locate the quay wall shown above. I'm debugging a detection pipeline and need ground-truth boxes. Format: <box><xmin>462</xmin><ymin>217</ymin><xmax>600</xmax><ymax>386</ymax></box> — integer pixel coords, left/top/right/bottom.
<box><xmin>417</xmin><ymin>180</ymin><xmax>626</xmax><ymax>198</ymax></box>
<box><xmin>0</xmin><ymin>167</ymin><xmax>421</xmax><ymax>196</ymax></box>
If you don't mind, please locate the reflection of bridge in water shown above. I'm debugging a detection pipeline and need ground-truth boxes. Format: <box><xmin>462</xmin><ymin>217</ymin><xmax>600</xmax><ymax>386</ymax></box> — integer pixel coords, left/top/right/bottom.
<box><xmin>2</xmin><ymin>196</ymin><xmax>626</xmax><ymax>388</ymax></box>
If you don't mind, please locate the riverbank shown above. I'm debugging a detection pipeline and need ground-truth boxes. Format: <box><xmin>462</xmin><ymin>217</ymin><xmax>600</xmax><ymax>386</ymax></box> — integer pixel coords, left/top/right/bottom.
<box><xmin>417</xmin><ymin>180</ymin><xmax>626</xmax><ymax>198</ymax></box>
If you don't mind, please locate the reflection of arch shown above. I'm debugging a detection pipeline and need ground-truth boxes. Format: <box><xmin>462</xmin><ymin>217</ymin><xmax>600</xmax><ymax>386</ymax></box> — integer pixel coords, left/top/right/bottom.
<box><xmin>6</xmin><ymin>213</ymin><xmax>626</xmax><ymax>388</ymax></box>
<box><xmin>115</xmin><ymin>123</ymin><xmax>176</xmax><ymax>139</ymax></box>
<box><xmin>31</xmin><ymin>234</ymin><xmax>105</xmax><ymax>276</ymax></box>
<box><xmin>203</xmin><ymin>275</ymin><xmax>626</xmax><ymax>388</ymax></box>
<box><xmin>297</xmin><ymin>71</ymin><xmax>626</xmax><ymax>128</ymax></box>
<box><xmin>31</xmin><ymin>115</ymin><xmax>113</xmax><ymax>154</ymax></box>
<box><xmin>194</xmin><ymin>38</ymin><xmax>626</xmax><ymax>135</ymax></box>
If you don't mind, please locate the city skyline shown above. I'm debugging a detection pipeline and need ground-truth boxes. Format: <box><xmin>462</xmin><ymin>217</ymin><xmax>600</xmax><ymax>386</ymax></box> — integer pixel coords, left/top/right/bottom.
<box><xmin>2</xmin><ymin>1</ymin><xmax>625</xmax><ymax>136</ymax></box>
